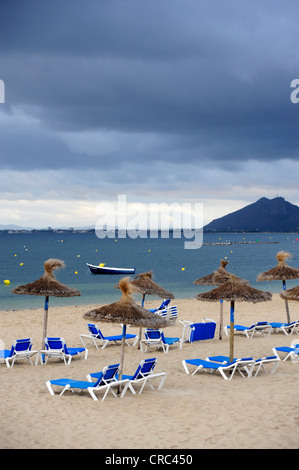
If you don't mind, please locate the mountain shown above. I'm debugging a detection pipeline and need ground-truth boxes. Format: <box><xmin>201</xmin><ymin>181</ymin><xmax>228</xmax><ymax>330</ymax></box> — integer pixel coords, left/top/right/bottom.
<box><xmin>0</xmin><ymin>224</ymin><xmax>30</xmax><ymax>230</ymax></box>
<box><xmin>203</xmin><ymin>197</ymin><xmax>299</xmax><ymax>232</ymax></box>
<box><xmin>0</xmin><ymin>224</ymin><xmax>95</xmax><ymax>231</ymax></box>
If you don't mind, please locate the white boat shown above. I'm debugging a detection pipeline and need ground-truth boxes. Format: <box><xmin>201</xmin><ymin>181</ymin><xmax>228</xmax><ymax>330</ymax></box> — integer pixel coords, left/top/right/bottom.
<box><xmin>87</xmin><ymin>263</ymin><xmax>136</xmax><ymax>275</ymax></box>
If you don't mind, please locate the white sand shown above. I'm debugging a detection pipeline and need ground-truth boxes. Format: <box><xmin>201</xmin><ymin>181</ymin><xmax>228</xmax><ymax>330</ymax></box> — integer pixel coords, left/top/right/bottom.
<box><xmin>0</xmin><ymin>294</ymin><xmax>298</xmax><ymax>449</ymax></box>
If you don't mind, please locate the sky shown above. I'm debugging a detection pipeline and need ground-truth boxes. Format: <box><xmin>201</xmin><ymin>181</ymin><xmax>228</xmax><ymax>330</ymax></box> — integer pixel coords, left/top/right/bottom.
<box><xmin>0</xmin><ymin>0</ymin><xmax>299</xmax><ymax>229</ymax></box>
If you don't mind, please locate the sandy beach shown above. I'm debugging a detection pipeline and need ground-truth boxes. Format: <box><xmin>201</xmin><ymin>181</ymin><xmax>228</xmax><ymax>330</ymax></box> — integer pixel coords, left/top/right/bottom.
<box><xmin>0</xmin><ymin>293</ymin><xmax>298</xmax><ymax>450</ymax></box>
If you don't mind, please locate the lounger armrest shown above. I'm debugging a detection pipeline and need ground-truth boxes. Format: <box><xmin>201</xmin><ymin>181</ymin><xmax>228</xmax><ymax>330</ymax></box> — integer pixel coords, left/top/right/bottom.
<box><xmin>88</xmin><ymin>378</ymin><xmax>130</xmax><ymax>401</ymax></box>
<box><xmin>179</xmin><ymin>320</ymin><xmax>193</xmax><ymax>348</ymax></box>
<box><xmin>139</xmin><ymin>338</ymin><xmax>163</xmax><ymax>353</ymax></box>
<box><xmin>202</xmin><ymin>317</ymin><xmax>216</xmax><ymax>324</ymax></box>
<box><xmin>179</xmin><ymin>319</ymin><xmax>192</xmax><ymax>325</ymax></box>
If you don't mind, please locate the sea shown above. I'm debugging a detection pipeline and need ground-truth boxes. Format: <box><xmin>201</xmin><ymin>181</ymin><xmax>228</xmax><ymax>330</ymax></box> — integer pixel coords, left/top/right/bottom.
<box><xmin>1</xmin><ymin>230</ymin><xmax>299</xmax><ymax>311</ymax></box>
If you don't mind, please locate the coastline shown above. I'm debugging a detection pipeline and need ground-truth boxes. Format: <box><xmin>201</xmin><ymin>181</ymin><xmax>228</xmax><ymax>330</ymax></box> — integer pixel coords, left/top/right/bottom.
<box><xmin>2</xmin><ymin>230</ymin><xmax>299</xmax><ymax>312</ymax></box>
<box><xmin>0</xmin><ymin>281</ymin><xmax>292</xmax><ymax>312</ymax></box>
<box><xmin>0</xmin><ymin>294</ymin><xmax>298</xmax><ymax>449</ymax></box>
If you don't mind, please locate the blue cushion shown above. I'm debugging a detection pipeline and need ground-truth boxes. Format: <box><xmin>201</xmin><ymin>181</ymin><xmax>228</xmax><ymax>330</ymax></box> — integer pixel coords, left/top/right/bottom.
<box><xmin>207</xmin><ymin>355</ymin><xmax>235</xmax><ymax>363</ymax></box>
<box><xmin>185</xmin><ymin>359</ymin><xmax>235</xmax><ymax>369</ymax></box>
<box><xmin>50</xmin><ymin>379</ymin><xmax>95</xmax><ymax>390</ymax></box>
<box><xmin>189</xmin><ymin>323</ymin><xmax>216</xmax><ymax>342</ymax></box>
<box><xmin>0</xmin><ymin>349</ymin><xmax>12</xmax><ymax>359</ymax></box>
<box><xmin>163</xmin><ymin>337</ymin><xmax>180</xmax><ymax>345</ymax></box>
<box><xmin>65</xmin><ymin>347</ymin><xmax>86</xmax><ymax>355</ymax></box>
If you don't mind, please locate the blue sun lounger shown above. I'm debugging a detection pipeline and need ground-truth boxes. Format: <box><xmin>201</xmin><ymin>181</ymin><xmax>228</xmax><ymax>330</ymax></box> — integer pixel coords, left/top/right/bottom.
<box><xmin>140</xmin><ymin>329</ymin><xmax>180</xmax><ymax>353</ymax></box>
<box><xmin>148</xmin><ymin>299</ymin><xmax>171</xmax><ymax>313</ymax></box>
<box><xmin>179</xmin><ymin>318</ymin><xmax>216</xmax><ymax>348</ymax></box>
<box><xmin>80</xmin><ymin>323</ymin><xmax>137</xmax><ymax>349</ymax></box>
<box><xmin>272</xmin><ymin>344</ymin><xmax>299</xmax><ymax>361</ymax></box>
<box><xmin>248</xmin><ymin>356</ymin><xmax>280</xmax><ymax>376</ymax></box>
<box><xmin>154</xmin><ymin>306</ymin><xmax>178</xmax><ymax>325</ymax></box>
<box><xmin>37</xmin><ymin>337</ymin><xmax>88</xmax><ymax>365</ymax></box>
<box><xmin>224</xmin><ymin>321</ymin><xmax>272</xmax><ymax>338</ymax></box>
<box><xmin>46</xmin><ymin>363</ymin><xmax>130</xmax><ymax>401</ymax></box>
<box><xmin>0</xmin><ymin>338</ymin><xmax>38</xmax><ymax>368</ymax></box>
<box><xmin>182</xmin><ymin>357</ymin><xmax>255</xmax><ymax>380</ymax></box>
<box><xmin>269</xmin><ymin>320</ymin><xmax>299</xmax><ymax>336</ymax></box>
<box><xmin>87</xmin><ymin>357</ymin><xmax>167</xmax><ymax>396</ymax></box>
<box><xmin>205</xmin><ymin>355</ymin><xmax>279</xmax><ymax>377</ymax></box>
<box><xmin>205</xmin><ymin>355</ymin><xmax>256</xmax><ymax>377</ymax></box>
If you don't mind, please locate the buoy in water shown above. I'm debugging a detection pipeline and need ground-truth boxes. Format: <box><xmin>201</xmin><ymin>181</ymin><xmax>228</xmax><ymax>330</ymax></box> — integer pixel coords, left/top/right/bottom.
<box><xmin>4</xmin><ymin>280</ymin><xmax>10</xmax><ymax>285</ymax></box>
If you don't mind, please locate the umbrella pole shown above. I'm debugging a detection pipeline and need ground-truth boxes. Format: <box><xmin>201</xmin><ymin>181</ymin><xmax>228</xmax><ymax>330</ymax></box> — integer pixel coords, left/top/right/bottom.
<box><xmin>118</xmin><ymin>324</ymin><xmax>126</xmax><ymax>395</ymax></box>
<box><xmin>229</xmin><ymin>301</ymin><xmax>235</xmax><ymax>362</ymax></box>
<box><xmin>282</xmin><ymin>280</ymin><xmax>291</xmax><ymax>324</ymax></box>
<box><xmin>39</xmin><ymin>295</ymin><xmax>49</xmax><ymax>365</ymax></box>
<box><xmin>219</xmin><ymin>299</ymin><xmax>223</xmax><ymax>340</ymax></box>
<box><xmin>284</xmin><ymin>300</ymin><xmax>290</xmax><ymax>324</ymax></box>
<box><xmin>138</xmin><ymin>294</ymin><xmax>146</xmax><ymax>350</ymax></box>
<box><xmin>42</xmin><ymin>295</ymin><xmax>49</xmax><ymax>350</ymax></box>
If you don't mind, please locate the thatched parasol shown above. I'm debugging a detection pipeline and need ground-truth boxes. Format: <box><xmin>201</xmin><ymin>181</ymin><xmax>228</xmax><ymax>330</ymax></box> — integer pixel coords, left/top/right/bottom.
<box><xmin>193</xmin><ymin>260</ymin><xmax>249</xmax><ymax>286</ymax></box>
<box><xmin>196</xmin><ymin>278</ymin><xmax>272</xmax><ymax>362</ymax></box>
<box><xmin>280</xmin><ymin>285</ymin><xmax>299</xmax><ymax>302</ymax></box>
<box><xmin>12</xmin><ymin>259</ymin><xmax>81</xmax><ymax>349</ymax></box>
<box><xmin>257</xmin><ymin>251</ymin><xmax>299</xmax><ymax>323</ymax></box>
<box><xmin>193</xmin><ymin>260</ymin><xmax>249</xmax><ymax>340</ymax></box>
<box><xmin>116</xmin><ymin>271</ymin><xmax>174</xmax><ymax>349</ymax></box>
<box><xmin>84</xmin><ymin>277</ymin><xmax>167</xmax><ymax>391</ymax></box>
<box><xmin>129</xmin><ymin>271</ymin><xmax>174</xmax><ymax>301</ymax></box>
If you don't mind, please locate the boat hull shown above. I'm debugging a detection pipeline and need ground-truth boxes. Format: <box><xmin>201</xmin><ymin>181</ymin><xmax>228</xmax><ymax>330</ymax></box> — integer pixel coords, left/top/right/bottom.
<box><xmin>87</xmin><ymin>263</ymin><xmax>136</xmax><ymax>275</ymax></box>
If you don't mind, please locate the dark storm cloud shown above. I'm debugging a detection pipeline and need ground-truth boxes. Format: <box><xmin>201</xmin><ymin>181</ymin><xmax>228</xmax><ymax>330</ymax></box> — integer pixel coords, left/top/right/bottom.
<box><xmin>0</xmin><ymin>0</ymin><xmax>299</xmax><ymax>173</ymax></box>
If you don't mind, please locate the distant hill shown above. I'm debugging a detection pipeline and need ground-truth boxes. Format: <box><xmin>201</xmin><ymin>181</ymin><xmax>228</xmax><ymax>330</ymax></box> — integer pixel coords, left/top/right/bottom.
<box><xmin>203</xmin><ymin>197</ymin><xmax>299</xmax><ymax>232</ymax></box>
<box><xmin>0</xmin><ymin>224</ymin><xmax>95</xmax><ymax>231</ymax></box>
<box><xmin>0</xmin><ymin>224</ymin><xmax>29</xmax><ymax>230</ymax></box>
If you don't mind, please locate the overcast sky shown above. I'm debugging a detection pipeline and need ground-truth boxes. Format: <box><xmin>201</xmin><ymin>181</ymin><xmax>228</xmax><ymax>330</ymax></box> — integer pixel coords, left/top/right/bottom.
<box><xmin>1</xmin><ymin>0</ymin><xmax>299</xmax><ymax>228</ymax></box>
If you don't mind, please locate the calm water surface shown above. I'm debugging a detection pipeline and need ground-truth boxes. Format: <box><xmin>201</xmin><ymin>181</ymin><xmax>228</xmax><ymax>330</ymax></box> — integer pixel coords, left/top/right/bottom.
<box><xmin>1</xmin><ymin>231</ymin><xmax>299</xmax><ymax>310</ymax></box>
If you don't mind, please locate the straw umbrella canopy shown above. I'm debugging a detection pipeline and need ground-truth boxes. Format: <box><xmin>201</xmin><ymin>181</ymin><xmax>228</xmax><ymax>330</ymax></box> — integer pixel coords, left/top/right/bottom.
<box><xmin>129</xmin><ymin>271</ymin><xmax>174</xmax><ymax>303</ymax></box>
<box><xmin>193</xmin><ymin>260</ymin><xmax>249</xmax><ymax>340</ymax></box>
<box><xmin>280</xmin><ymin>285</ymin><xmax>299</xmax><ymax>302</ymax></box>
<box><xmin>257</xmin><ymin>251</ymin><xmax>299</xmax><ymax>323</ymax></box>
<box><xmin>116</xmin><ymin>271</ymin><xmax>174</xmax><ymax>348</ymax></box>
<box><xmin>193</xmin><ymin>260</ymin><xmax>249</xmax><ymax>286</ymax></box>
<box><xmin>12</xmin><ymin>259</ymin><xmax>81</xmax><ymax>349</ymax></box>
<box><xmin>84</xmin><ymin>277</ymin><xmax>167</xmax><ymax>391</ymax></box>
<box><xmin>196</xmin><ymin>278</ymin><xmax>272</xmax><ymax>362</ymax></box>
